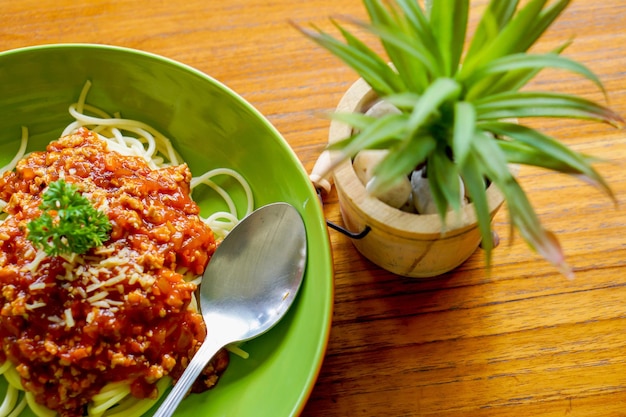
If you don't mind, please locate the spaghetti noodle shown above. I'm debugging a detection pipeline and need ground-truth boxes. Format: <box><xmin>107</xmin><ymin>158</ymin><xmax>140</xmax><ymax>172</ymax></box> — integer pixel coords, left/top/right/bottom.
<box><xmin>0</xmin><ymin>82</ymin><xmax>253</xmax><ymax>417</ymax></box>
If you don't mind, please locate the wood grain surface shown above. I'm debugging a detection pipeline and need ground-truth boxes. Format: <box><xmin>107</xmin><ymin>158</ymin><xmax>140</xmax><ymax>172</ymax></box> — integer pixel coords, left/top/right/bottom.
<box><xmin>3</xmin><ymin>0</ymin><xmax>626</xmax><ymax>415</ymax></box>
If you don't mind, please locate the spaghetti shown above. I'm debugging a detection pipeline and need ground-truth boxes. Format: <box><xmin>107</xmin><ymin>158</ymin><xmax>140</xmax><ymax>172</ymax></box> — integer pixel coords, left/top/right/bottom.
<box><xmin>0</xmin><ymin>82</ymin><xmax>254</xmax><ymax>417</ymax></box>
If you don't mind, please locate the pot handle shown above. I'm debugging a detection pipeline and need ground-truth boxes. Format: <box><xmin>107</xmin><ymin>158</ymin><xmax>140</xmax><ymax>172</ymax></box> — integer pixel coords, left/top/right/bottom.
<box><xmin>310</xmin><ymin>151</ymin><xmax>371</xmax><ymax>240</ymax></box>
<box><xmin>310</xmin><ymin>150</ymin><xmax>333</xmax><ymax>196</ymax></box>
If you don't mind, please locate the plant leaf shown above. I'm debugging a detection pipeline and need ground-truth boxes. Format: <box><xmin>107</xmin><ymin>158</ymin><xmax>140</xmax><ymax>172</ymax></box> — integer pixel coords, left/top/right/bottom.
<box><xmin>475</xmin><ymin>91</ymin><xmax>625</xmax><ymax>127</ymax></box>
<box><xmin>328</xmin><ymin>113</ymin><xmax>408</xmax><ymax>157</ymax></box>
<box><xmin>464</xmin><ymin>0</ymin><xmax>519</xmax><ymax>61</ymax></box>
<box><xmin>327</xmin><ymin>111</ymin><xmax>375</xmax><ymax>132</ymax></box>
<box><xmin>453</xmin><ymin>101</ymin><xmax>476</xmax><ymax>166</ymax></box>
<box><xmin>384</xmin><ymin>92</ymin><xmax>421</xmax><ymax>110</ymax></box>
<box><xmin>359</xmin><ymin>0</ymin><xmax>429</xmax><ymax>91</ymax></box>
<box><xmin>465</xmin><ymin>52</ymin><xmax>606</xmax><ymax>100</ymax></box>
<box><xmin>294</xmin><ymin>22</ymin><xmax>403</xmax><ymax>96</ymax></box>
<box><xmin>482</xmin><ymin>121</ymin><xmax>615</xmax><ymax>201</ymax></box>
<box><xmin>521</xmin><ymin>0</ymin><xmax>571</xmax><ymax>52</ymax></box>
<box><xmin>427</xmin><ymin>147</ymin><xmax>463</xmax><ymax>218</ymax></box>
<box><xmin>369</xmin><ymin>133</ymin><xmax>436</xmax><ymax>194</ymax></box>
<box><xmin>464</xmin><ymin>0</ymin><xmax>572</xmax><ymax>98</ymax></box>
<box><xmin>459</xmin><ymin>153</ymin><xmax>494</xmax><ymax>264</ymax></box>
<box><xmin>407</xmin><ymin>77</ymin><xmax>461</xmax><ymax>135</ymax></box>
<box><xmin>501</xmin><ymin>177</ymin><xmax>572</xmax><ymax>277</ymax></box>
<box><xmin>461</xmin><ymin>0</ymin><xmax>549</xmax><ymax>77</ymax></box>
<box><xmin>471</xmin><ymin>130</ymin><xmax>510</xmax><ymax>181</ymax></box>
<box><xmin>350</xmin><ymin>18</ymin><xmax>436</xmax><ymax>89</ymax></box>
<box><xmin>475</xmin><ymin>40</ymin><xmax>572</xmax><ymax>98</ymax></box>
<box><xmin>394</xmin><ymin>0</ymin><xmax>444</xmax><ymax>70</ymax></box>
<box><xmin>496</xmin><ymin>141</ymin><xmax>610</xmax><ymax>187</ymax></box>
<box><xmin>471</xmin><ymin>132</ymin><xmax>572</xmax><ymax>276</ymax></box>
<box><xmin>428</xmin><ymin>0</ymin><xmax>469</xmax><ymax>76</ymax></box>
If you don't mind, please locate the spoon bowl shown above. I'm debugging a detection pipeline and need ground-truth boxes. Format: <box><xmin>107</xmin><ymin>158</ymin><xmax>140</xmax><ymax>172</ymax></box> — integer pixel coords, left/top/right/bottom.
<box><xmin>153</xmin><ymin>202</ymin><xmax>307</xmax><ymax>417</ymax></box>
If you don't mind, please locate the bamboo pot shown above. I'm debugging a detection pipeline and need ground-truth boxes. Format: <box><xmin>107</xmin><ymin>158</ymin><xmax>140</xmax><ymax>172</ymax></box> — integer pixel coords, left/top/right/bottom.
<box><xmin>328</xmin><ymin>78</ymin><xmax>507</xmax><ymax>278</ymax></box>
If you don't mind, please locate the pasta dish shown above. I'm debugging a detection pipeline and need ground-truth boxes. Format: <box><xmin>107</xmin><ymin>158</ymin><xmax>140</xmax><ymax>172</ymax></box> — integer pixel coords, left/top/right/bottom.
<box><xmin>0</xmin><ymin>82</ymin><xmax>253</xmax><ymax>417</ymax></box>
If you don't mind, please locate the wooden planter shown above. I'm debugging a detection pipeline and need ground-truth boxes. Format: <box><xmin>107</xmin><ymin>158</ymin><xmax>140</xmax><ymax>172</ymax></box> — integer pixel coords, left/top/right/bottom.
<box><xmin>328</xmin><ymin>78</ymin><xmax>507</xmax><ymax>278</ymax></box>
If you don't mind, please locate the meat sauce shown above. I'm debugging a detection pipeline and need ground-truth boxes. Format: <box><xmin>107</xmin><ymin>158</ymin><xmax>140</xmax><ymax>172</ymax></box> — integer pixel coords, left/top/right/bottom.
<box><xmin>0</xmin><ymin>128</ymin><xmax>228</xmax><ymax>416</ymax></box>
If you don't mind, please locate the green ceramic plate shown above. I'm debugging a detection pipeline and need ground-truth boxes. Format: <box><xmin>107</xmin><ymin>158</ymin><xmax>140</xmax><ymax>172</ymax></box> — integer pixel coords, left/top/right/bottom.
<box><xmin>0</xmin><ymin>44</ymin><xmax>333</xmax><ymax>416</ymax></box>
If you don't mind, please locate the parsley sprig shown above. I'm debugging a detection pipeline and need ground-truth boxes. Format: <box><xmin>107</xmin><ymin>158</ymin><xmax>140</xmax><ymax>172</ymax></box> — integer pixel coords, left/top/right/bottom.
<box><xmin>27</xmin><ymin>179</ymin><xmax>112</xmax><ymax>256</ymax></box>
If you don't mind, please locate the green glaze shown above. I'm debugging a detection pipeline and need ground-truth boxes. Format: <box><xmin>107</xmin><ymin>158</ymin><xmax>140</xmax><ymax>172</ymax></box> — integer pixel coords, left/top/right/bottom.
<box><xmin>0</xmin><ymin>44</ymin><xmax>333</xmax><ymax>417</ymax></box>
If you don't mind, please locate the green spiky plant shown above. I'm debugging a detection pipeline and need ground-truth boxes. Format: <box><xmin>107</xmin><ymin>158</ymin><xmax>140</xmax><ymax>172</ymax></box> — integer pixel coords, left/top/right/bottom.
<box><xmin>297</xmin><ymin>0</ymin><xmax>624</xmax><ymax>276</ymax></box>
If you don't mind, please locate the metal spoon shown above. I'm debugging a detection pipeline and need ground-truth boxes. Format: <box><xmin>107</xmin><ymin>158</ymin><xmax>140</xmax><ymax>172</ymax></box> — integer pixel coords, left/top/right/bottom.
<box><xmin>153</xmin><ymin>202</ymin><xmax>307</xmax><ymax>417</ymax></box>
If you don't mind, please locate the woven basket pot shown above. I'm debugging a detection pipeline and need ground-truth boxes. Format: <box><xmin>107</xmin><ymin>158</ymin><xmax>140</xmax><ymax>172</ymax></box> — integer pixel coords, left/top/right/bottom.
<box><xmin>328</xmin><ymin>77</ymin><xmax>507</xmax><ymax>278</ymax></box>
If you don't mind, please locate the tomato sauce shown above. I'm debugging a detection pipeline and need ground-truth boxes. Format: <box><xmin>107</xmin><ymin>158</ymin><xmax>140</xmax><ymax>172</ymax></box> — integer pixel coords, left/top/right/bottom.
<box><xmin>0</xmin><ymin>128</ymin><xmax>228</xmax><ymax>416</ymax></box>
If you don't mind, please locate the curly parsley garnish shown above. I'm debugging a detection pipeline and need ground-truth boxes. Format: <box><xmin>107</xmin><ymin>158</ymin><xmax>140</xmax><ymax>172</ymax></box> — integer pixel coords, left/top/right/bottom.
<box><xmin>27</xmin><ymin>179</ymin><xmax>112</xmax><ymax>256</ymax></box>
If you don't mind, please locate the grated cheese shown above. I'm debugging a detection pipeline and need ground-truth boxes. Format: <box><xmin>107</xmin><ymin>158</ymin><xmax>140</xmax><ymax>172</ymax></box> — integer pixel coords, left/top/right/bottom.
<box><xmin>93</xmin><ymin>246</ymin><xmax>116</xmax><ymax>255</ymax></box>
<box><xmin>28</xmin><ymin>282</ymin><xmax>46</xmax><ymax>291</ymax></box>
<box><xmin>23</xmin><ymin>247</ymin><xmax>35</xmax><ymax>261</ymax></box>
<box><xmin>74</xmin><ymin>286</ymin><xmax>87</xmax><ymax>299</ymax></box>
<box><xmin>86</xmin><ymin>311</ymin><xmax>95</xmax><ymax>324</ymax></box>
<box><xmin>25</xmin><ymin>301</ymin><xmax>46</xmax><ymax>310</ymax></box>
<box><xmin>59</xmin><ymin>252</ymin><xmax>79</xmax><ymax>265</ymax></box>
<box><xmin>64</xmin><ymin>308</ymin><xmax>75</xmax><ymax>328</ymax></box>
<box><xmin>87</xmin><ymin>291</ymin><xmax>109</xmax><ymax>303</ymax></box>
<box><xmin>22</xmin><ymin>250</ymin><xmax>47</xmax><ymax>273</ymax></box>
<box><xmin>88</xmin><ymin>275</ymin><xmax>101</xmax><ymax>285</ymax></box>
<box><xmin>86</xmin><ymin>273</ymin><xmax>127</xmax><ymax>293</ymax></box>
<box><xmin>91</xmin><ymin>301</ymin><xmax>112</xmax><ymax>309</ymax></box>
<box><xmin>98</xmin><ymin>256</ymin><xmax>128</xmax><ymax>268</ymax></box>
<box><xmin>59</xmin><ymin>263</ymin><xmax>75</xmax><ymax>281</ymax></box>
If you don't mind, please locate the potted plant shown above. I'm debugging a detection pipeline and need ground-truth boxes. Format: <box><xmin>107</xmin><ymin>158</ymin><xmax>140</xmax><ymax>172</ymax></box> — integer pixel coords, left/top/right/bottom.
<box><xmin>300</xmin><ymin>0</ymin><xmax>623</xmax><ymax>278</ymax></box>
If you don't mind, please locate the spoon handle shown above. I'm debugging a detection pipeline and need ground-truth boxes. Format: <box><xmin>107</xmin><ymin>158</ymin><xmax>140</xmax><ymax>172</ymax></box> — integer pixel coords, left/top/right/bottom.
<box><xmin>153</xmin><ymin>338</ymin><xmax>223</xmax><ymax>417</ymax></box>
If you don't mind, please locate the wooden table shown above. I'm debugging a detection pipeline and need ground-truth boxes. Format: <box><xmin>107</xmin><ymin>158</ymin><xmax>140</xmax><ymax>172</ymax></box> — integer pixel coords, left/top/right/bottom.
<box><xmin>3</xmin><ymin>0</ymin><xmax>626</xmax><ymax>415</ymax></box>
